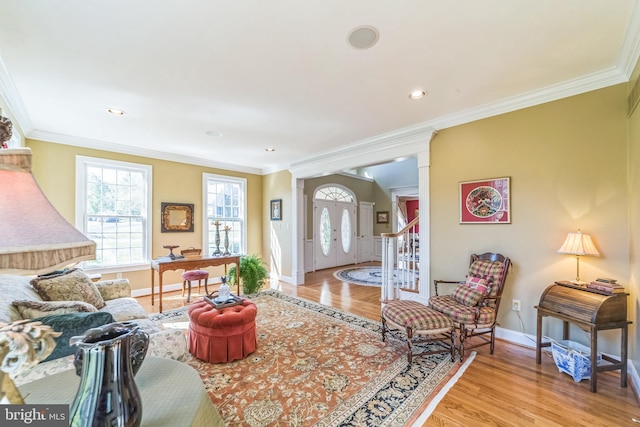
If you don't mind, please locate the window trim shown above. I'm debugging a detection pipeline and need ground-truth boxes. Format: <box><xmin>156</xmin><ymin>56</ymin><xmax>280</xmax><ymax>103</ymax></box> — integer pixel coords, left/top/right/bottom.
<box><xmin>202</xmin><ymin>173</ymin><xmax>247</xmax><ymax>256</ymax></box>
<box><xmin>75</xmin><ymin>155</ymin><xmax>153</xmax><ymax>273</ymax></box>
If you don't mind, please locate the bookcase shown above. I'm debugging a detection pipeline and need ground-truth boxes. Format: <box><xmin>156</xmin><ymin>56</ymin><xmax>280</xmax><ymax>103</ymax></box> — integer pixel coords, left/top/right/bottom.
<box><xmin>534</xmin><ymin>282</ymin><xmax>631</xmax><ymax>392</ymax></box>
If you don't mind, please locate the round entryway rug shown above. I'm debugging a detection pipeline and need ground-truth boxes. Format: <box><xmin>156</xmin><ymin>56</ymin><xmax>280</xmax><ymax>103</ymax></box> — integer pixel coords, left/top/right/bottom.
<box><xmin>333</xmin><ymin>266</ymin><xmax>419</xmax><ymax>287</ymax></box>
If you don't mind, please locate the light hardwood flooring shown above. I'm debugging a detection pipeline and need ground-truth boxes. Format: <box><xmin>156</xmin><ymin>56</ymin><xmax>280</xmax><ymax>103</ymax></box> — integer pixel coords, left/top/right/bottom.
<box><xmin>137</xmin><ymin>263</ymin><xmax>639</xmax><ymax>426</ymax></box>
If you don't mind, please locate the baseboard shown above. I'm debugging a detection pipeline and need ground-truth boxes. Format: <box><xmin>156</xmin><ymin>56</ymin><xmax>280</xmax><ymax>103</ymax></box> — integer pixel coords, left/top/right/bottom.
<box><xmin>628</xmin><ymin>358</ymin><xmax>640</xmax><ymax>401</ymax></box>
<box><xmin>495</xmin><ymin>326</ymin><xmax>538</xmax><ymax>349</ymax></box>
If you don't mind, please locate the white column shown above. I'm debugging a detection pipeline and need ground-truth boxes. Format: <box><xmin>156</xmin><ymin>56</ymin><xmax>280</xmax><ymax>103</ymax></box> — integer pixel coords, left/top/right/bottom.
<box><xmin>417</xmin><ymin>148</ymin><xmax>431</xmax><ymax>301</ymax></box>
<box><xmin>291</xmin><ymin>177</ymin><xmax>305</xmax><ymax>285</ymax></box>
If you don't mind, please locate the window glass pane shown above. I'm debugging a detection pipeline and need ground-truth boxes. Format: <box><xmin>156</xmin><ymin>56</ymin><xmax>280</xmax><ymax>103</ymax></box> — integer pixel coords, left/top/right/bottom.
<box><xmin>320</xmin><ymin>207</ymin><xmax>331</xmax><ymax>256</ymax></box>
<box><xmin>314</xmin><ymin>185</ymin><xmax>354</xmax><ymax>202</ymax></box>
<box><xmin>78</xmin><ymin>156</ymin><xmax>150</xmax><ymax>269</ymax></box>
<box><xmin>341</xmin><ymin>208</ymin><xmax>351</xmax><ymax>253</ymax></box>
<box><xmin>205</xmin><ymin>174</ymin><xmax>246</xmax><ymax>256</ymax></box>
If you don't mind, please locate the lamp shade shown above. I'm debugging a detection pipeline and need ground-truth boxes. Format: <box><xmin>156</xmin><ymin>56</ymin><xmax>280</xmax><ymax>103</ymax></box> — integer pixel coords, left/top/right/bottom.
<box><xmin>0</xmin><ymin>148</ymin><xmax>96</xmax><ymax>274</ymax></box>
<box><xmin>557</xmin><ymin>230</ymin><xmax>600</xmax><ymax>257</ymax></box>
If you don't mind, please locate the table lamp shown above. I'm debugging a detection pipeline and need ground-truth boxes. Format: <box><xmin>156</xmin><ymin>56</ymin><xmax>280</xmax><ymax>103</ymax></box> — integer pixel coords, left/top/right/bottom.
<box><xmin>0</xmin><ymin>145</ymin><xmax>96</xmax><ymax>403</ymax></box>
<box><xmin>0</xmin><ymin>148</ymin><xmax>96</xmax><ymax>274</ymax></box>
<box><xmin>557</xmin><ymin>229</ymin><xmax>600</xmax><ymax>284</ymax></box>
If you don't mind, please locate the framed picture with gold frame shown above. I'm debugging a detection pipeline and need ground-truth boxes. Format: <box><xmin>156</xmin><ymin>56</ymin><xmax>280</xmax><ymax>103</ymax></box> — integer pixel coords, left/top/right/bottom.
<box><xmin>161</xmin><ymin>202</ymin><xmax>194</xmax><ymax>232</ymax></box>
<box><xmin>376</xmin><ymin>211</ymin><xmax>389</xmax><ymax>224</ymax></box>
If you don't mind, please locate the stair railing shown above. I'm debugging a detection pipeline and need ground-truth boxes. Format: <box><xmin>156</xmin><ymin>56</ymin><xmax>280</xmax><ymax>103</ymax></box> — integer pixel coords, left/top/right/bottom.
<box><xmin>380</xmin><ymin>217</ymin><xmax>419</xmax><ymax>302</ymax></box>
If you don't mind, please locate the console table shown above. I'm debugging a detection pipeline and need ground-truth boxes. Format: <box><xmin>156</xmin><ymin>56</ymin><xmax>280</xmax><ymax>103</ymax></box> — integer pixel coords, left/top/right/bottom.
<box><xmin>151</xmin><ymin>255</ymin><xmax>240</xmax><ymax>312</ymax></box>
<box><xmin>535</xmin><ymin>282</ymin><xmax>631</xmax><ymax>392</ymax></box>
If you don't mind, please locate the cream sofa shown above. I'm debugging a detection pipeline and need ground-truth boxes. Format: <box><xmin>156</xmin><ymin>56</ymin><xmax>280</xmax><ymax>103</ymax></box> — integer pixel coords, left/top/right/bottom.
<box><xmin>0</xmin><ymin>271</ymin><xmax>188</xmax><ymax>385</ymax></box>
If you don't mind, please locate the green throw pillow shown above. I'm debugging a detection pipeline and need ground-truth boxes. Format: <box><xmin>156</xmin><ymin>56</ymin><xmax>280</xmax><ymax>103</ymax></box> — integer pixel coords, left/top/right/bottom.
<box><xmin>32</xmin><ymin>311</ymin><xmax>115</xmax><ymax>363</ymax></box>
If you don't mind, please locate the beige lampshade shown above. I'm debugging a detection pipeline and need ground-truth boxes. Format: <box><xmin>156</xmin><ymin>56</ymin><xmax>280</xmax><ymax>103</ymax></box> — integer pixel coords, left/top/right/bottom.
<box><xmin>557</xmin><ymin>230</ymin><xmax>600</xmax><ymax>256</ymax></box>
<box><xmin>0</xmin><ymin>148</ymin><xmax>96</xmax><ymax>274</ymax></box>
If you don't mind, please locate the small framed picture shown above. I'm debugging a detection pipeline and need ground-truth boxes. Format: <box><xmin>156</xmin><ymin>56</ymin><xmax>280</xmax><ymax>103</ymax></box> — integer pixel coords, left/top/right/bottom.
<box><xmin>270</xmin><ymin>199</ymin><xmax>282</xmax><ymax>221</ymax></box>
<box><xmin>376</xmin><ymin>211</ymin><xmax>389</xmax><ymax>224</ymax></box>
<box><xmin>459</xmin><ymin>177</ymin><xmax>510</xmax><ymax>224</ymax></box>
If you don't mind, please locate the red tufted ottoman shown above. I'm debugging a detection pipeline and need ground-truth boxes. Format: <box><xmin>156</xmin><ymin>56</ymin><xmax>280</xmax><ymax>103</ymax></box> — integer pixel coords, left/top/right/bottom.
<box><xmin>188</xmin><ymin>299</ymin><xmax>258</xmax><ymax>363</ymax></box>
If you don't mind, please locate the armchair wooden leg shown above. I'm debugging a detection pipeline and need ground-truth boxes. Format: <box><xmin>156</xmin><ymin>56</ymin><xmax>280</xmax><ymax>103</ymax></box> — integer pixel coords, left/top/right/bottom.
<box><xmin>459</xmin><ymin>324</ymin><xmax>466</xmax><ymax>361</ymax></box>
<box><xmin>490</xmin><ymin>328</ymin><xmax>496</xmax><ymax>354</ymax></box>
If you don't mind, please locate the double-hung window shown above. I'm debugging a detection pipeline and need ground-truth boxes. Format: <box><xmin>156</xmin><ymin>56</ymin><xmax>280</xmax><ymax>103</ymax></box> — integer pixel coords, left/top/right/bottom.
<box><xmin>76</xmin><ymin>156</ymin><xmax>152</xmax><ymax>271</ymax></box>
<box><xmin>203</xmin><ymin>173</ymin><xmax>246</xmax><ymax>256</ymax></box>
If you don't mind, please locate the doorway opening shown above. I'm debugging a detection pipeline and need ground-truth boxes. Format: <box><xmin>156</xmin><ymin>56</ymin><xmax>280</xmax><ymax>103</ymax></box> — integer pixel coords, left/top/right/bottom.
<box><xmin>313</xmin><ymin>185</ymin><xmax>357</xmax><ymax>270</ymax></box>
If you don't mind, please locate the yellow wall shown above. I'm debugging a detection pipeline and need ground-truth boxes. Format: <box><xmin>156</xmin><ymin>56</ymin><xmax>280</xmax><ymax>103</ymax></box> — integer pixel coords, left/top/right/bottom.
<box><xmin>430</xmin><ymin>84</ymin><xmax>630</xmax><ymax>353</ymax></box>
<box><xmin>26</xmin><ymin>139</ymin><xmax>263</xmax><ymax>291</ymax></box>
<box><xmin>262</xmin><ymin>170</ymin><xmax>292</xmax><ymax>280</ymax></box>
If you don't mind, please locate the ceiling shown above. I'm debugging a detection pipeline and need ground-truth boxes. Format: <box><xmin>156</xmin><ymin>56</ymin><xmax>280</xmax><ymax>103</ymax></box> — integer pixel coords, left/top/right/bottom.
<box><xmin>0</xmin><ymin>1</ymin><xmax>638</xmax><ymax>176</ymax></box>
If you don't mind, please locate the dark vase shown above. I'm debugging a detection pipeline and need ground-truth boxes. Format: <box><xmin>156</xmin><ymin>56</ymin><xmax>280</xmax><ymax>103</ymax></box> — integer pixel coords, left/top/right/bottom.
<box><xmin>70</xmin><ymin>322</ymin><xmax>147</xmax><ymax>427</ymax></box>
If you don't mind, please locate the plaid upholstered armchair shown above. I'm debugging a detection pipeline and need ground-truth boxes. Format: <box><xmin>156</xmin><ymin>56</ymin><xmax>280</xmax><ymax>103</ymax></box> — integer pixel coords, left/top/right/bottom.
<box><xmin>429</xmin><ymin>253</ymin><xmax>511</xmax><ymax>359</ymax></box>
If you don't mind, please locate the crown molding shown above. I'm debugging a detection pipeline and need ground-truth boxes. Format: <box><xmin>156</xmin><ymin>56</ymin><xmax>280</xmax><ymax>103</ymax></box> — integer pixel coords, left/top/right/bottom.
<box><xmin>618</xmin><ymin>0</ymin><xmax>640</xmax><ymax>80</ymax></box>
<box><xmin>28</xmin><ymin>130</ymin><xmax>263</xmax><ymax>175</ymax></box>
<box><xmin>429</xmin><ymin>66</ymin><xmax>628</xmax><ymax>132</ymax></box>
<box><xmin>0</xmin><ymin>53</ymin><xmax>32</xmax><ymax>136</ymax></box>
<box><xmin>289</xmin><ymin>124</ymin><xmax>436</xmax><ymax>179</ymax></box>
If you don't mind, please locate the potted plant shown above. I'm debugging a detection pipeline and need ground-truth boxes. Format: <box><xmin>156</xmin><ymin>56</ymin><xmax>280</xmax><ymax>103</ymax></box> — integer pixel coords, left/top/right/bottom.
<box><xmin>228</xmin><ymin>254</ymin><xmax>268</xmax><ymax>294</ymax></box>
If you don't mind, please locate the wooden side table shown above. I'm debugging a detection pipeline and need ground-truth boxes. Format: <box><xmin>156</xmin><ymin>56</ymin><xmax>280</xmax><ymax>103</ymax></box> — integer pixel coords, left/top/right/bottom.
<box><xmin>535</xmin><ymin>282</ymin><xmax>631</xmax><ymax>392</ymax></box>
<box><xmin>150</xmin><ymin>255</ymin><xmax>240</xmax><ymax>312</ymax></box>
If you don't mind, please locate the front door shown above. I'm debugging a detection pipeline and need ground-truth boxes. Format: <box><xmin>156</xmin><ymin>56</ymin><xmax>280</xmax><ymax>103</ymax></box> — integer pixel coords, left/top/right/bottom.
<box><xmin>314</xmin><ymin>200</ymin><xmax>356</xmax><ymax>270</ymax></box>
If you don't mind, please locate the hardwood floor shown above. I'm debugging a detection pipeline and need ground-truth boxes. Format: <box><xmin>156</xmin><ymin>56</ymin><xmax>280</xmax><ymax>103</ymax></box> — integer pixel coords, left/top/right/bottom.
<box><xmin>137</xmin><ymin>263</ymin><xmax>639</xmax><ymax>426</ymax></box>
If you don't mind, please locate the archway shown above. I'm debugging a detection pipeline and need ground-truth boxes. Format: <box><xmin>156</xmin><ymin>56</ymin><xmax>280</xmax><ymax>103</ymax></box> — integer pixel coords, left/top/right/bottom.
<box><xmin>313</xmin><ymin>184</ymin><xmax>357</xmax><ymax>270</ymax></box>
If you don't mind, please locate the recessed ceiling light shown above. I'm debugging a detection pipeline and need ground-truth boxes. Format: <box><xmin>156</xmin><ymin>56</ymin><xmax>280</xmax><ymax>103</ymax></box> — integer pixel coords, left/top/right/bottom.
<box><xmin>347</xmin><ymin>26</ymin><xmax>379</xmax><ymax>50</ymax></box>
<box><xmin>205</xmin><ymin>130</ymin><xmax>223</xmax><ymax>137</ymax></box>
<box><xmin>409</xmin><ymin>90</ymin><xmax>427</xmax><ymax>100</ymax></box>
<box><xmin>107</xmin><ymin>108</ymin><xmax>125</xmax><ymax>116</ymax></box>
<box><xmin>265</xmin><ymin>147</ymin><xmax>275</xmax><ymax>152</ymax></box>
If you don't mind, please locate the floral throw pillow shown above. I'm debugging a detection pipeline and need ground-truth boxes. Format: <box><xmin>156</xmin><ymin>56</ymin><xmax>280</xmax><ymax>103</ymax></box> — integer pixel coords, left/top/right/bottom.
<box><xmin>12</xmin><ymin>300</ymin><xmax>98</xmax><ymax>319</ymax></box>
<box><xmin>30</xmin><ymin>269</ymin><xmax>106</xmax><ymax>309</ymax></box>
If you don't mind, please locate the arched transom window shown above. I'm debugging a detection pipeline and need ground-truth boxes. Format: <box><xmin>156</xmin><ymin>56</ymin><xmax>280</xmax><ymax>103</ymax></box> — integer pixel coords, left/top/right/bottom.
<box><xmin>314</xmin><ymin>185</ymin><xmax>355</xmax><ymax>202</ymax></box>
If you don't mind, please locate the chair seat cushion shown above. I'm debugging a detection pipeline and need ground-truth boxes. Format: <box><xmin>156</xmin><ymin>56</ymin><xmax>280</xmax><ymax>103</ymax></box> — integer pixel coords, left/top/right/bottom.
<box><xmin>182</xmin><ymin>270</ymin><xmax>209</xmax><ymax>281</ymax></box>
<box><xmin>382</xmin><ymin>300</ymin><xmax>452</xmax><ymax>331</ymax></box>
<box><xmin>429</xmin><ymin>295</ymin><xmax>496</xmax><ymax>326</ymax></box>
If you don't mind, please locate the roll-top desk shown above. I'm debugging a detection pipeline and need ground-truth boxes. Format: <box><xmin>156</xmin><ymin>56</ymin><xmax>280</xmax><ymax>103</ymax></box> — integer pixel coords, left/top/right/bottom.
<box><xmin>535</xmin><ymin>282</ymin><xmax>631</xmax><ymax>393</ymax></box>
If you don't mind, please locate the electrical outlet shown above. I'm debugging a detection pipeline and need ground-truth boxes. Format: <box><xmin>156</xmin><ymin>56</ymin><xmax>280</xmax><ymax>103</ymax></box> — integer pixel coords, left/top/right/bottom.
<box><xmin>512</xmin><ymin>299</ymin><xmax>521</xmax><ymax>311</ymax></box>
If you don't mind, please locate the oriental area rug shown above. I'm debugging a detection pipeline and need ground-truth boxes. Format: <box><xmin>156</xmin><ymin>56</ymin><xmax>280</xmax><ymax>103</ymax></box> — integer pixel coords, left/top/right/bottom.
<box><xmin>151</xmin><ymin>290</ymin><xmax>472</xmax><ymax>427</ymax></box>
<box><xmin>333</xmin><ymin>266</ymin><xmax>419</xmax><ymax>287</ymax></box>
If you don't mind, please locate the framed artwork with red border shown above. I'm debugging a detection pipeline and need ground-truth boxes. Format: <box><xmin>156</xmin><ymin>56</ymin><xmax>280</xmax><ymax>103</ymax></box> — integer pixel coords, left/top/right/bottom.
<box><xmin>459</xmin><ymin>177</ymin><xmax>510</xmax><ymax>224</ymax></box>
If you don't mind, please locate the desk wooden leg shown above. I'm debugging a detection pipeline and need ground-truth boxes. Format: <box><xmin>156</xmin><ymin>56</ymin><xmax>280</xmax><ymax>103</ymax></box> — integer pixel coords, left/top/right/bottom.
<box><xmin>236</xmin><ymin>261</ymin><xmax>240</xmax><ymax>295</ymax></box>
<box><xmin>151</xmin><ymin>269</ymin><xmax>155</xmax><ymax>306</ymax></box>
<box><xmin>159</xmin><ymin>275</ymin><xmax>163</xmax><ymax>313</ymax></box>
<box><xmin>621</xmin><ymin>325</ymin><xmax>628</xmax><ymax>388</ymax></box>
<box><xmin>590</xmin><ymin>328</ymin><xmax>597</xmax><ymax>393</ymax></box>
<box><xmin>562</xmin><ymin>321</ymin><xmax>569</xmax><ymax>340</ymax></box>
<box><xmin>536</xmin><ymin>313</ymin><xmax>542</xmax><ymax>364</ymax></box>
